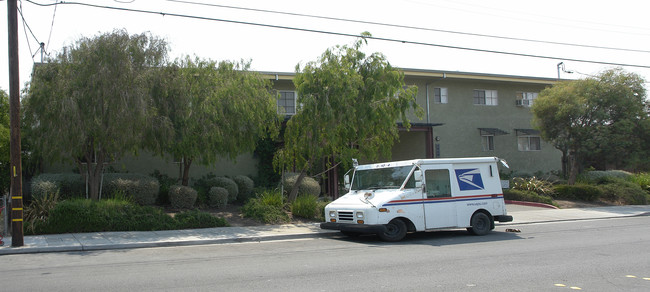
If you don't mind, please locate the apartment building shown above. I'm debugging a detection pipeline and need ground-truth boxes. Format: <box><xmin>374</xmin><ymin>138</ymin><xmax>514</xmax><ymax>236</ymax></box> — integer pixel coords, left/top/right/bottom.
<box><xmin>269</xmin><ymin>68</ymin><xmax>562</xmax><ymax>180</ymax></box>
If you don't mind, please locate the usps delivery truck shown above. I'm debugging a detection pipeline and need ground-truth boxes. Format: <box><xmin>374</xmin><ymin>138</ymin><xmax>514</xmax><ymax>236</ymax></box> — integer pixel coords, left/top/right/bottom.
<box><xmin>321</xmin><ymin>157</ymin><xmax>513</xmax><ymax>241</ymax></box>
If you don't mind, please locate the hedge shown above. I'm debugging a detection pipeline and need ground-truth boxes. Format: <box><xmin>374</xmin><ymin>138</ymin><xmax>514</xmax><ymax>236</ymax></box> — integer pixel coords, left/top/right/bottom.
<box><xmin>28</xmin><ymin>198</ymin><xmax>228</xmax><ymax>235</ymax></box>
<box><xmin>208</xmin><ymin>187</ymin><xmax>229</xmax><ymax>208</ymax></box>
<box><xmin>503</xmin><ymin>189</ymin><xmax>554</xmax><ymax>205</ymax></box>
<box><xmin>282</xmin><ymin>172</ymin><xmax>321</xmax><ymax>197</ymax></box>
<box><xmin>193</xmin><ymin>175</ymin><xmax>239</xmax><ymax>203</ymax></box>
<box><xmin>31</xmin><ymin>173</ymin><xmax>84</xmax><ymax>200</ymax></box>
<box><xmin>103</xmin><ymin>173</ymin><xmax>159</xmax><ymax>205</ymax></box>
<box><xmin>233</xmin><ymin>175</ymin><xmax>255</xmax><ymax>203</ymax></box>
<box><xmin>553</xmin><ymin>184</ymin><xmax>603</xmax><ymax>202</ymax></box>
<box><xmin>169</xmin><ymin>185</ymin><xmax>198</xmax><ymax>209</ymax></box>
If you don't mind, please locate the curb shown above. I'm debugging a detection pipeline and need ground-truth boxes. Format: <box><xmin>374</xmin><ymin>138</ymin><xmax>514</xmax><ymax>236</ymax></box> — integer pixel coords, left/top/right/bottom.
<box><xmin>0</xmin><ymin>230</ymin><xmax>341</xmax><ymax>255</ymax></box>
<box><xmin>506</xmin><ymin>200</ymin><xmax>558</xmax><ymax>209</ymax></box>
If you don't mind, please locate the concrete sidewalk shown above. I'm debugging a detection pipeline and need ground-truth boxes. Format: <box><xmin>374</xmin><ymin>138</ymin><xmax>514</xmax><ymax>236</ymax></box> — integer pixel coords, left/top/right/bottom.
<box><xmin>1</xmin><ymin>204</ymin><xmax>649</xmax><ymax>255</ymax></box>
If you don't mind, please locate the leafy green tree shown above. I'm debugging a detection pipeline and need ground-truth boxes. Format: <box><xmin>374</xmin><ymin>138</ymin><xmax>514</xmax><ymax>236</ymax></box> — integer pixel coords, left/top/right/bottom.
<box><xmin>151</xmin><ymin>57</ymin><xmax>280</xmax><ymax>186</ymax></box>
<box><xmin>0</xmin><ymin>89</ymin><xmax>9</xmax><ymax>195</ymax></box>
<box><xmin>275</xmin><ymin>34</ymin><xmax>422</xmax><ymax>201</ymax></box>
<box><xmin>532</xmin><ymin>68</ymin><xmax>647</xmax><ymax>184</ymax></box>
<box><xmin>23</xmin><ymin>30</ymin><xmax>169</xmax><ymax>200</ymax></box>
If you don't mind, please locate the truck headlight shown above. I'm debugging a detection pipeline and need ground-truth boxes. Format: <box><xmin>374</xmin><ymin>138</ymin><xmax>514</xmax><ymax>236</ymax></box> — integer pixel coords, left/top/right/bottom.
<box><xmin>355</xmin><ymin>211</ymin><xmax>364</xmax><ymax>219</ymax></box>
<box><xmin>329</xmin><ymin>211</ymin><xmax>337</xmax><ymax>218</ymax></box>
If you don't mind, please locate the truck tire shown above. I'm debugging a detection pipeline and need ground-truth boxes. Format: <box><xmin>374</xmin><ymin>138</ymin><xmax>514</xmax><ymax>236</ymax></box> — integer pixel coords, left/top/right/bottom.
<box><xmin>467</xmin><ymin>212</ymin><xmax>492</xmax><ymax>236</ymax></box>
<box><xmin>378</xmin><ymin>219</ymin><xmax>407</xmax><ymax>242</ymax></box>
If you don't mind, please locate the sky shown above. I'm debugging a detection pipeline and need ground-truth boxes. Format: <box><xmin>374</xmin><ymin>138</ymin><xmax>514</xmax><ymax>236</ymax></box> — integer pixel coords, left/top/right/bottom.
<box><xmin>1</xmin><ymin>0</ymin><xmax>650</xmax><ymax>92</ymax></box>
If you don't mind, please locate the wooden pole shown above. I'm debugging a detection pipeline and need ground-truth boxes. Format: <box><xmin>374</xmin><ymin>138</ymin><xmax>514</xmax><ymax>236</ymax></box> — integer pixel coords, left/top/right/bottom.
<box><xmin>7</xmin><ymin>0</ymin><xmax>23</xmax><ymax>247</ymax></box>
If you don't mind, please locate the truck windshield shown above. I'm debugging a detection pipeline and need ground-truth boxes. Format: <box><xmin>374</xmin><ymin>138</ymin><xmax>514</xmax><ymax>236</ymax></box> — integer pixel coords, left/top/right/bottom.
<box><xmin>351</xmin><ymin>165</ymin><xmax>414</xmax><ymax>190</ymax></box>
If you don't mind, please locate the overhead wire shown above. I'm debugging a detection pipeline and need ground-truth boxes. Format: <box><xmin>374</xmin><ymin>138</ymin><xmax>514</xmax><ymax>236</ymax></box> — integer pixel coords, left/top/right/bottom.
<box><xmin>166</xmin><ymin>0</ymin><xmax>650</xmax><ymax>54</ymax></box>
<box><xmin>411</xmin><ymin>0</ymin><xmax>650</xmax><ymax>37</ymax></box>
<box><xmin>18</xmin><ymin>1</ymin><xmax>39</xmax><ymax>62</ymax></box>
<box><xmin>45</xmin><ymin>0</ymin><xmax>58</xmax><ymax>53</ymax></box>
<box><xmin>24</xmin><ymin>0</ymin><xmax>650</xmax><ymax>70</ymax></box>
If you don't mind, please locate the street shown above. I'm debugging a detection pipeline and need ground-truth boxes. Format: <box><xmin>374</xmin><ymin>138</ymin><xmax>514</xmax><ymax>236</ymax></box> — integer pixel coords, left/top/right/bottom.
<box><xmin>1</xmin><ymin>216</ymin><xmax>649</xmax><ymax>291</ymax></box>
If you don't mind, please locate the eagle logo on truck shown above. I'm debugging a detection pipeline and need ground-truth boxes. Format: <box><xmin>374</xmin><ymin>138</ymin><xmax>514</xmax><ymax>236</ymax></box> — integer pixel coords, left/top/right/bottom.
<box><xmin>455</xmin><ymin>168</ymin><xmax>485</xmax><ymax>191</ymax></box>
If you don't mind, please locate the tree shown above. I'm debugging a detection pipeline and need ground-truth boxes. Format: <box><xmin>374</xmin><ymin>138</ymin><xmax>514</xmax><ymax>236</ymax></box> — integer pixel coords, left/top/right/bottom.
<box><xmin>0</xmin><ymin>89</ymin><xmax>9</xmax><ymax>195</ymax></box>
<box><xmin>532</xmin><ymin>68</ymin><xmax>648</xmax><ymax>184</ymax></box>
<box><xmin>276</xmin><ymin>34</ymin><xmax>422</xmax><ymax>201</ymax></box>
<box><xmin>151</xmin><ymin>57</ymin><xmax>280</xmax><ymax>186</ymax></box>
<box><xmin>23</xmin><ymin>30</ymin><xmax>169</xmax><ymax>199</ymax></box>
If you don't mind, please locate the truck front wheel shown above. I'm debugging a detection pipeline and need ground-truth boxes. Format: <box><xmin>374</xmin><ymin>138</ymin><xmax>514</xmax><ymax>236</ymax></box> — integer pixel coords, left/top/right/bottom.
<box><xmin>467</xmin><ymin>212</ymin><xmax>492</xmax><ymax>235</ymax></box>
<box><xmin>378</xmin><ymin>219</ymin><xmax>407</xmax><ymax>242</ymax></box>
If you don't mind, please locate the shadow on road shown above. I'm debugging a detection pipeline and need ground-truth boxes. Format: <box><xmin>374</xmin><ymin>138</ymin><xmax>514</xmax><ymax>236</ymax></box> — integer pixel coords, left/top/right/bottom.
<box><xmin>335</xmin><ymin>229</ymin><xmax>523</xmax><ymax>246</ymax></box>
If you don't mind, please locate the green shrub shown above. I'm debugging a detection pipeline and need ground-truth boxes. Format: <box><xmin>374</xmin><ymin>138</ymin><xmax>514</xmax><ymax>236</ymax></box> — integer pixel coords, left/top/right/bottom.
<box><xmin>151</xmin><ymin>170</ymin><xmax>178</xmax><ymax>205</ymax></box>
<box><xmin>241</xmin><ymin>190</ymin><xmax>290</xmax><ymax>224</ymax></box>
<box><xmin>316</xmin><ymin>199</ymin><xmax>330</xmax><ymax>222</ymax></box>
<box><xmin>629</xmin><ymin>172</ymin><xmax>650</xmax><ymax>194</ymax></box>
<box><xmin>579</xmin><ymin>170</ymin><xmax>633</xmax><ymax>184</ymax></box>
<box><xmin>31</xmin><ymin>173</ymin><xmax>84</xmax><ymax>200</ymax></box>
<box><xmin>192</xmin><ymin>174</ymin><xmax>239</xmax><ymax>203</ymax></box>
<box><xmin>169</xmin><ymin>185</ymin><xmax>198</xmax><ymax>209</ymax></box>
<box><xmin>24</xmin><ymin>191</ymin><xmax>60</xmax><ymax>234</ymax></box>
<box><xmin>553</xmin><ymin>184</ymin><xmax>603</xmax><ymax>201</ymax></box>
<box><xmin>174</xmin><ymin>209</ymin><xmax>229</xmax><ymax>229</ymax></box>
<box><xmin>30</xmin><ymin>198</ymin><xmax>178</xmax><ymax>234</ymax></box>
<box><xmin>503</xmin><ymin>189</ymin><xmax>554</xmax><ymax>205</ymax></box>
<box><xmin>511</xmin><ymin>176</ymin><xmax>555</xmax><ymax>196</ymax></box>
<box><xmin>597</xmin><ymin>178</ymin><xmax>648</xmax><ymax>205</ymax></box>
<box><xmin>28</xmin><ymin>198</ymin><xmax>229</xmax><ymax>235</ymax></box>
<box><xmin>282</xmin><ymin>172</ymin><xmax>321</xmax><ymax>197</ymax></box>
<box><xmin>233</xmin><ymin>175</ymin><xmax>255</xmax><ymax>203</ymax></box>
<box><xmin>30</xmin><ymin>179</ymin><xmax>58</xmax><ymax>200</ymax></box>
<box><xmin>208</xmin><ymin>187</ymin><xmax>229</xmax><ymax>208</ymax></box>
<box><xmin>103</xmin><ymin>173</ymin><xmax>159</xmax><ymax>205</ymax></box>
<box><xmin>214</xmin><ymin>177</ymin><xmax>239</xmax><ymax>203</ymax></box>
<box><xmin>291</xmin><ymin>194</ymin><xmax>319</xmax><ymax>219</ymax></box>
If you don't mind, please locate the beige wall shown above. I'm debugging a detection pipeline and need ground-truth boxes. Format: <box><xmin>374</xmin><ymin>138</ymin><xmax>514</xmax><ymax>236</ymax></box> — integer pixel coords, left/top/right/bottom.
<box><xmin>44</xmin><ymin>151</ymin><xmax>259</xmax><ymax>184</ymax></box>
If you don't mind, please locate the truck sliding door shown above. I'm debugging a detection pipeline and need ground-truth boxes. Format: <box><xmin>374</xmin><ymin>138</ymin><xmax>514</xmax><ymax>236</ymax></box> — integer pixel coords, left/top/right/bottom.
<box><xmin>422</xmin><ymin>166</ymin><xmax>457</xmax><ymax>229</ymax></box>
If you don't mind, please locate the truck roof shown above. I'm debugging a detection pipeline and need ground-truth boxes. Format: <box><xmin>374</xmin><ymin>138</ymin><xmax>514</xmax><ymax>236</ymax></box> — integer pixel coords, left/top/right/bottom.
<box><xmin>356</xmin><ymin>157</ymin><xmax>499</xmax><ymax>170</ymax></box>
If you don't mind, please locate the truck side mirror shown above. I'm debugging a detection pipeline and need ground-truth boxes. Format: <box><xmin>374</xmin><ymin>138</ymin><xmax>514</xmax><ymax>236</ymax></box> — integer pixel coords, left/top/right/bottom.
<box><xmin>344</xmin><ymin>174</ymin><xmax>351</xmax><ymax>190</ymax></box>
<box><xmin>413</xmin><ymin>170</ymin><xmax>423</xmax><ymax>188</ymax></box>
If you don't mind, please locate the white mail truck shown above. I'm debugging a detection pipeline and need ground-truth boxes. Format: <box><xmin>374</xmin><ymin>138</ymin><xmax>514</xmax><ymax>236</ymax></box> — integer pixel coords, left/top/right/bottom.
<box><xmin>321</xmin><ymin>157</ymin><xmax>513</xmax><ymax>241</ymax></box>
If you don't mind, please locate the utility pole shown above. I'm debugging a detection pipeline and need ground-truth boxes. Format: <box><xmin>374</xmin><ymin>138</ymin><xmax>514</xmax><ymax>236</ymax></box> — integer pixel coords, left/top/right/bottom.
<box><xmin>7</xmin><ymin>0</ymin><xmax>23</xmax><ymax>247</ymax></box>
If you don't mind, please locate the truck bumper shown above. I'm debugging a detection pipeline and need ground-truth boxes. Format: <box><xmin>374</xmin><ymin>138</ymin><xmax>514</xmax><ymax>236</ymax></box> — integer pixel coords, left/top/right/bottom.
<box><xmin>495</xmin><ymin>215</ymin><xmax>514</xmax><ymax>222</ymax></box>
<box><xmin>320</xmin><ymin>222</ymin><xmax>387</xmax><ymax>234</ymax></box>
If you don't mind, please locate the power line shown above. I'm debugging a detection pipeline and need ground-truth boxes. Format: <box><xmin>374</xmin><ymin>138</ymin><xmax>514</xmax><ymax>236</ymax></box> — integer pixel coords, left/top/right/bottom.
<box><xmin>25</xmin><ymin>0</ymin><xmax>650</xmax><ymax>70</ymax></box>
<box><xmin>416</xmin><ymin>0</ymin><xmax>650</xmax><ymax>37</ymax></box>
<box><xmin>18</xmin><ymin>1</ymin><xmax>39</xmax><ymax>61</ymax></box>
<box><xmin>45</xmin><ymin>0</ymin><xmax>58</xmax><ymax>53</ymax></box>
<box><xmin>167</xmin><ymin>0</ymin><xmax>650</xmax><ymax>54</ymax></box>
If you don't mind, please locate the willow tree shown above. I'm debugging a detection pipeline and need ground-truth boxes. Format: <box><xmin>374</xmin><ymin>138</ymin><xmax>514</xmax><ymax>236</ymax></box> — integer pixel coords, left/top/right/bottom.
<box><xmin>23</xmin><ymin>30</ymin><xmax>169</xmax><ymax>199</ymax></box>
<box><xmin>0</xmin><ymin>90</ymin><xmax>9</xmax><ymax>194</ymax></box>
<box><xmin>151</xmin><ymin>57</ymin><xmax>280</xmax><ymax>186</ymax></box>
<box><xmin>276</xmin><ymin>34</ymin><xmax>422</xmax><ymax>201</ymax></box>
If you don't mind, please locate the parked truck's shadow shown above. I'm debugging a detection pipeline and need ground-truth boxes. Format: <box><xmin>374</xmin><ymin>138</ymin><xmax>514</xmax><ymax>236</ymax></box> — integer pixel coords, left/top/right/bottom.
<box><xmin>338</xmin><ymin>228</ymin><xmax>523</xmax><ymax>246</ymax></box>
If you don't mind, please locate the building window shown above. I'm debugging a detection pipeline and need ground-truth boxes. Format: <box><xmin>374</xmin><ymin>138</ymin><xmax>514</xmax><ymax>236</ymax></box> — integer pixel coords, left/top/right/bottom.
<box><xmin>481</xmin><ymin>135</ymin><xmax>494</xmax><ymax>151</ymax></box>
<box><xmin>516</xmin><ymin>92</ymin><xmax>538</xmax><ymax>107</ymax></box>
<box><xmin>434</xmin><ymin>87</ymin><xmax>448</xmax><ymax>104</ymax></box>
<box><xmin>518</xmin><ymin>136</ymin><xmax>541</xmax><ymax>151</ymax></box>
<box><xmin>277</xmin><ymin>91</ymin><xmax>297</xmax><ymax>115</ymax></box>
<box><xmin>473</xmin><ymin>89</ymin><xmax>498</xmax><ymax>106</ymax></box>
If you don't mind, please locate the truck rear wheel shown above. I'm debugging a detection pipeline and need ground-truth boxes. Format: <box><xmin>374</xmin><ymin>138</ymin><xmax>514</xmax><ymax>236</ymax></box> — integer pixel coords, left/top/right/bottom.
<box><xmin>467</xmin><ymin>212</ymin><xmax>492</xmax><ymax>236</ymax></box>
<box><xmin>378</xmin><ymin>219</ymin><xmax>407</xmax><ymax>242</ymax></box>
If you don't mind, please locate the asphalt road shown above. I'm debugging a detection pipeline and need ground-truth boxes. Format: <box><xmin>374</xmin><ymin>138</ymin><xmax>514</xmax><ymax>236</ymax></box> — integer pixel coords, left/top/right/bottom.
<box><xmin>2</xmin><ymin>216</ymin><xmax>649</xmax><ymax>291</ymax></box>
